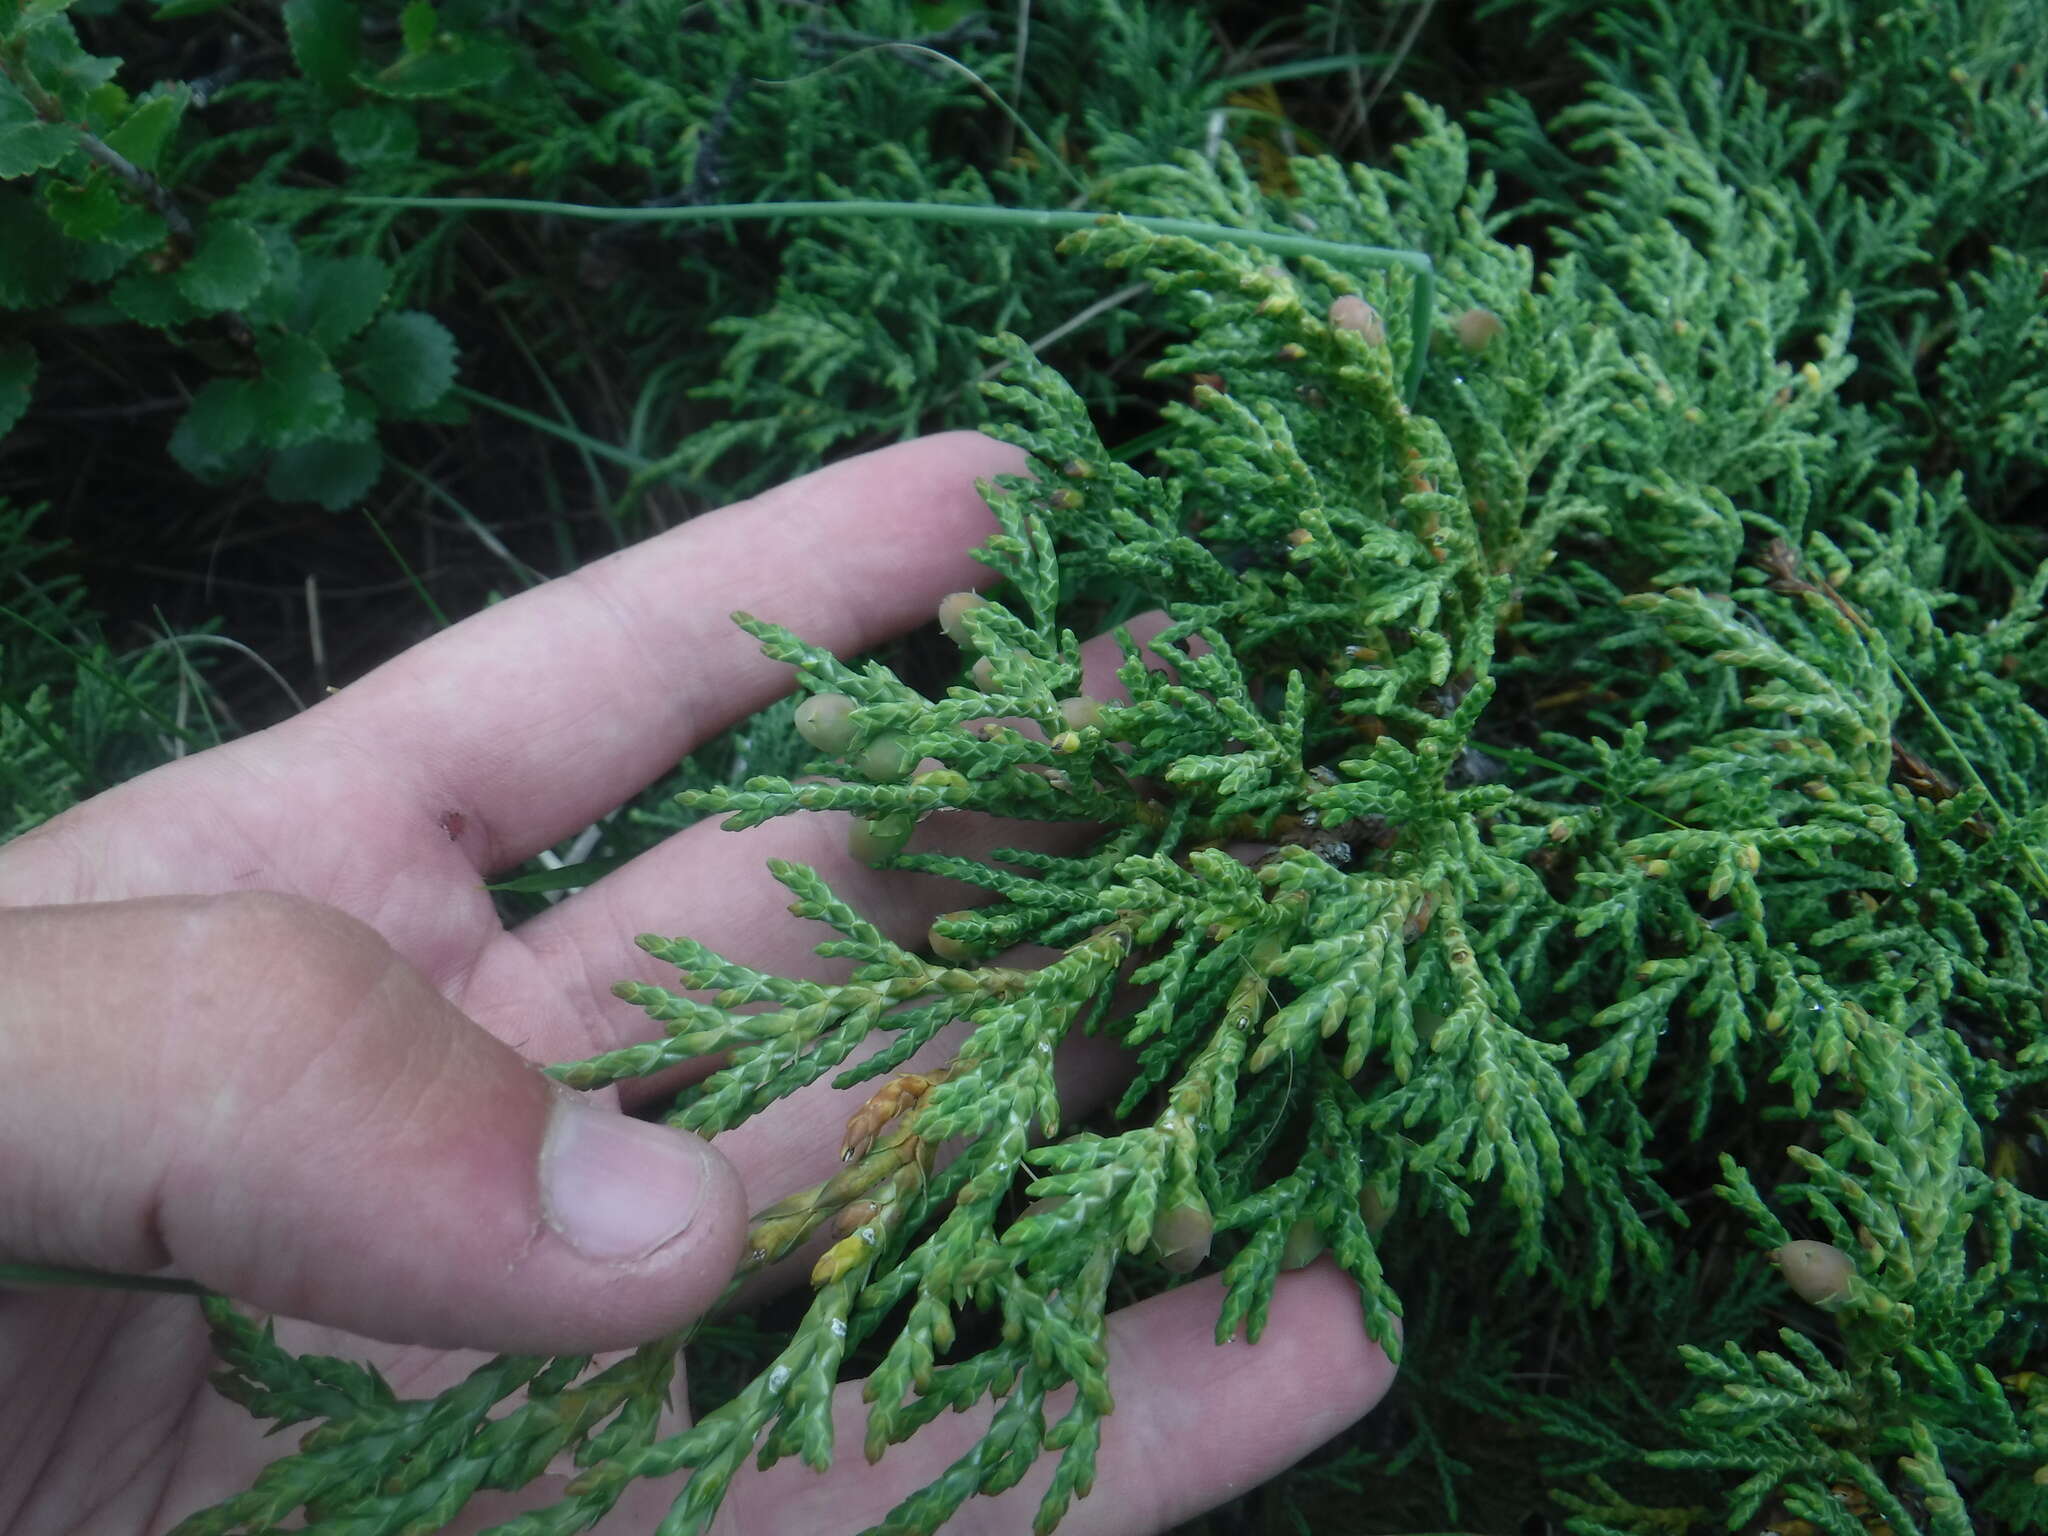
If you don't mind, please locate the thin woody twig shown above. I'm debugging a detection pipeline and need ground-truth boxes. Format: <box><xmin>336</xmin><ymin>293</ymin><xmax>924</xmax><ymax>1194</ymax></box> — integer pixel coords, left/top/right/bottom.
<box><xmin>0</xmin><ymin>49</ymin><xmax>194</xmax><ymax>241</ymax></box>
<box><xmin>70</xmin><ymin>131</ymin><xmax>194</xmax><ymax>241</ymax></box>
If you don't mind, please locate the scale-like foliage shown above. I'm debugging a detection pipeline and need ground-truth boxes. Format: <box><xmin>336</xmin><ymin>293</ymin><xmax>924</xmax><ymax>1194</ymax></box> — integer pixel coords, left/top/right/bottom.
<box><xmin>0</xmin><ymin>501</ymin><xmax>192</xmax><ymax>838</ymax></box>
<box><xmin>17</xmin><ymin>1</ymin><xmax>2047</xmax><ymax>1532</ymax></box>
<box><xmin>176</xmin><ymin>68</ymin><xmax>2048</xmax><ymax>1528</ymax></box>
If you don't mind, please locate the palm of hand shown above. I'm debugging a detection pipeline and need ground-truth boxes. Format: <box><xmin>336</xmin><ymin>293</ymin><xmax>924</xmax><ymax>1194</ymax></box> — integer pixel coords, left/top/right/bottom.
<box><xmin>0</xmin><ymin>436</ymin><xmax>1392</xmax><ymax>1536</ymax></box>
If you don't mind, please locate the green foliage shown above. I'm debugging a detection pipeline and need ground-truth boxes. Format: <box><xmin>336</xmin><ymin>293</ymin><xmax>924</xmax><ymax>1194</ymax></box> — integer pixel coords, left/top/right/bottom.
<box><xmin>0</xmin><ymin>2</ymin><xmax>463</xmax><ymax>510</ymax></box>
<box><xmin>0</xmin><ymin>0</ymin><xmax>1272</xmax><ymax>516</ymax></box>
<box><xmin>0</xmin><ymin>500</ymin><xmax>193</xmax><ymax>838</ymax></box>
<box><xmin>12</xmin><ymin>0</ymin><xmax>2048</xmax><ymax>1532</ymax></box>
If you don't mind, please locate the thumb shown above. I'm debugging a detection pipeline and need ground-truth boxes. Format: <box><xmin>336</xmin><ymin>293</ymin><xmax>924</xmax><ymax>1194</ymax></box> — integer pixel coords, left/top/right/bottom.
<box><xmin>0</xmin><ymin>892</ymin><xmax>746</xmax><ymax>1353</ymax></box>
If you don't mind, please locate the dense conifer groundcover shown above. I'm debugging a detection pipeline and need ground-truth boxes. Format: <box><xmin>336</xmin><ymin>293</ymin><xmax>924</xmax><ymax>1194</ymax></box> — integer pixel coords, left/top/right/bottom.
<box><xmin>5</xmin><ymin>2</ymin><xmax>2048</xmax><ymax>1532</ymax></box>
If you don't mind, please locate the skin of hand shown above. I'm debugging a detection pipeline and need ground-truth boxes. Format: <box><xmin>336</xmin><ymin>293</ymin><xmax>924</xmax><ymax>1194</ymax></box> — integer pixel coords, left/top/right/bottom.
<box><xmin>0</xmin><ymin>431</ymin><xmax>1397</xmax><ymax>1536</ymax></box>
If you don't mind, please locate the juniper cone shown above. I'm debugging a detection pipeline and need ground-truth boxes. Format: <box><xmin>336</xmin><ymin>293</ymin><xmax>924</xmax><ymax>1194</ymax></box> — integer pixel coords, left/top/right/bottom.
<box><xmin>1058</xmin><ymin>695</ymin><xmax>1107</xmax><ymax>732</ymax></box>
<box><xmin>1328</xmin><ymin>294</ymin><xmax>1386</xmax><ymax>344</ymax></box>
<box><xmin>795</xmin><ymin>692</ymin><xmax>860</xmax><ymax>755</ymax></box>
<box><xmin>857</xmin><ymin>734</ymin><xmax>918</xmax><ymax>782</ymax></box>
<box><xmin>1451</xmin><ymin>305</ymin><xmax>1504</xmax><ymax>352</ymax></box>
<box><xmin>846</xmin><ymin>809</ymin><xmax>917</xmax><ymax>867</ymax></box>
<box><xmin>938</xmin><ymin>590</ymin><xmax>991</xmax><ymax>647</ymax></box>
<box><xmin>1771</xmin><ymin>1240</ymin><xmax>1857</xmax><ymax>1310</ymax></box>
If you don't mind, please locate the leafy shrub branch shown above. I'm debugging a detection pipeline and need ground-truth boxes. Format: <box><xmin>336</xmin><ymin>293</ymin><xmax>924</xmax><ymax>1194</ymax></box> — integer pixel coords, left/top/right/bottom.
<box><xmin>8</xmin><ymin>2</ymin><xmax>2048</xmax><ymax>1533</ymax></box>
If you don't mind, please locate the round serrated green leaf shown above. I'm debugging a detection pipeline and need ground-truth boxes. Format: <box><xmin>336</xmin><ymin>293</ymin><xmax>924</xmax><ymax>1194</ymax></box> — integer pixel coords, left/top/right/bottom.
<box><xmin>0</xmin><ymin>340</ymin><xmax>36</xmax><ymax>439</ymax></box>
<box><xmin>176</xmin><ymin>218</ymin><xmax>270</xmax><ymax>313</ymax></box>
<box><xmin>168</xmin><ymin>377</ymin><xmax>260</xmax><ymax>479</ymax></box>
<box><xmin>0</xmin><ymin>119</ymin><xmax>77</xmax><ymax>178</ymax></box>
<box><xmin>329</xmin><ymin>103</ymin><xmax>418</xmax><ymax>167</ymax></box>
<box><xmin>0</xmin><ymin>191</ymin><xmax>73</xmax><ymax>310</ymax></box>
<box><xmin>43</xmin><ymin>176</ymin><xmax>121</xmax><ymax>241</ymax></box>
<box><xmin>284</xmin><ymin>0</ymin><xmax>364</xmax><ymax>96</ymax></box>
<box><xmin>101</xmin><ymin>89</ymin><xmax>189</xmax><ymax>176</ymax></box>
<box><xmin>72</xmin><ymin>225</ymin><xmax>156</xmax><ymax>284</ymax></box>
<box><xmin>266</xmin><ymin>434</ymin><xmax>384</xmax><ymax>509</ymax></box>
<box><xmin>351</xmin><ymin>310</ymin><xmax>458</xmax><ymax>412</ymax></box>
<box><xmin>255</xmin><ymin>333</ymin><xmax>345</xmax><ymax>447</ymax></box>
<box><xmin>102</xmin><ymin>206</ymin><xmax>171</xmax><ymax>259</ymax></box>
<box><xmin>299</xmin><ymin>255</ymin><xmax>391</xmax><ymax>349</ymax></box>
<box><xmin>399</xmin><ymin>0</ymin><xmax>438</xmax><ymax>54</ymax></box>
<box><xmin>108</xmin><ymin>270</ymin><xmax>196</xmax><ymax>328</ymax></box>
<box><xmin>81</xmin><ymin>81</ymin><xmax>132</xmax><ymax>133</ymax></box>
<box><xmin>356</xmin><ymin>35</ymin><xmax>517</xmax><ymax>99</ymax></box>
<box><xmin>243</xmin><ymin>226</ymin><xmax>304</xmax><ymax>330</ymax></box>
<box><xmin>15</xmin><ymin>20</ymin><xmax>119</xmax><ymax>114</ymax></box>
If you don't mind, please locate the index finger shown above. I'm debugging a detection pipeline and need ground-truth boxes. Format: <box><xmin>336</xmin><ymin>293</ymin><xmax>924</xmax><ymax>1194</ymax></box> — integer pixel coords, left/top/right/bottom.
<box><xmin>268</xmin><ymin>431</ymin><xmax>1024</xmax><ymax>869</ymax></box>
<box><xmin>715</xmin><ymin>1262</ymin><xmax>1397</xmax><ymax>1535</ymax></box>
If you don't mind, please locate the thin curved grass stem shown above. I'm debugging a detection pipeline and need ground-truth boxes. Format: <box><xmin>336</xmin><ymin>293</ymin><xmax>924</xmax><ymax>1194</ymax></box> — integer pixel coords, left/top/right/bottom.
<box><xmin>345</xmin><ymin>196</ymin><xmax>1439</xmax><ymax>399</ymax></box>
<box><xmin>0</xmin><ymin>1262</ymin><xmax>208</xmax><ymax>1297</ymax></box>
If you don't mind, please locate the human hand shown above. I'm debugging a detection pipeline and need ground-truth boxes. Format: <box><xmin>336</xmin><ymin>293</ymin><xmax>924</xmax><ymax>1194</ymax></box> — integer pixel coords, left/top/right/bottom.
<box><xmin>0</xmin><ymin>432</ymin><xmax>1396</xmax><ymax>1535</ymax></box>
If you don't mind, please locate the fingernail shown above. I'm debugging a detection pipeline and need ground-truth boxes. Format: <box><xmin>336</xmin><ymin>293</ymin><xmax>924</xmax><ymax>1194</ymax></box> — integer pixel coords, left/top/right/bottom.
<box><xmin>541</xmin><ymin>1097</ymin><xmax>712</xmax><ymax>1262</ymax></box>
